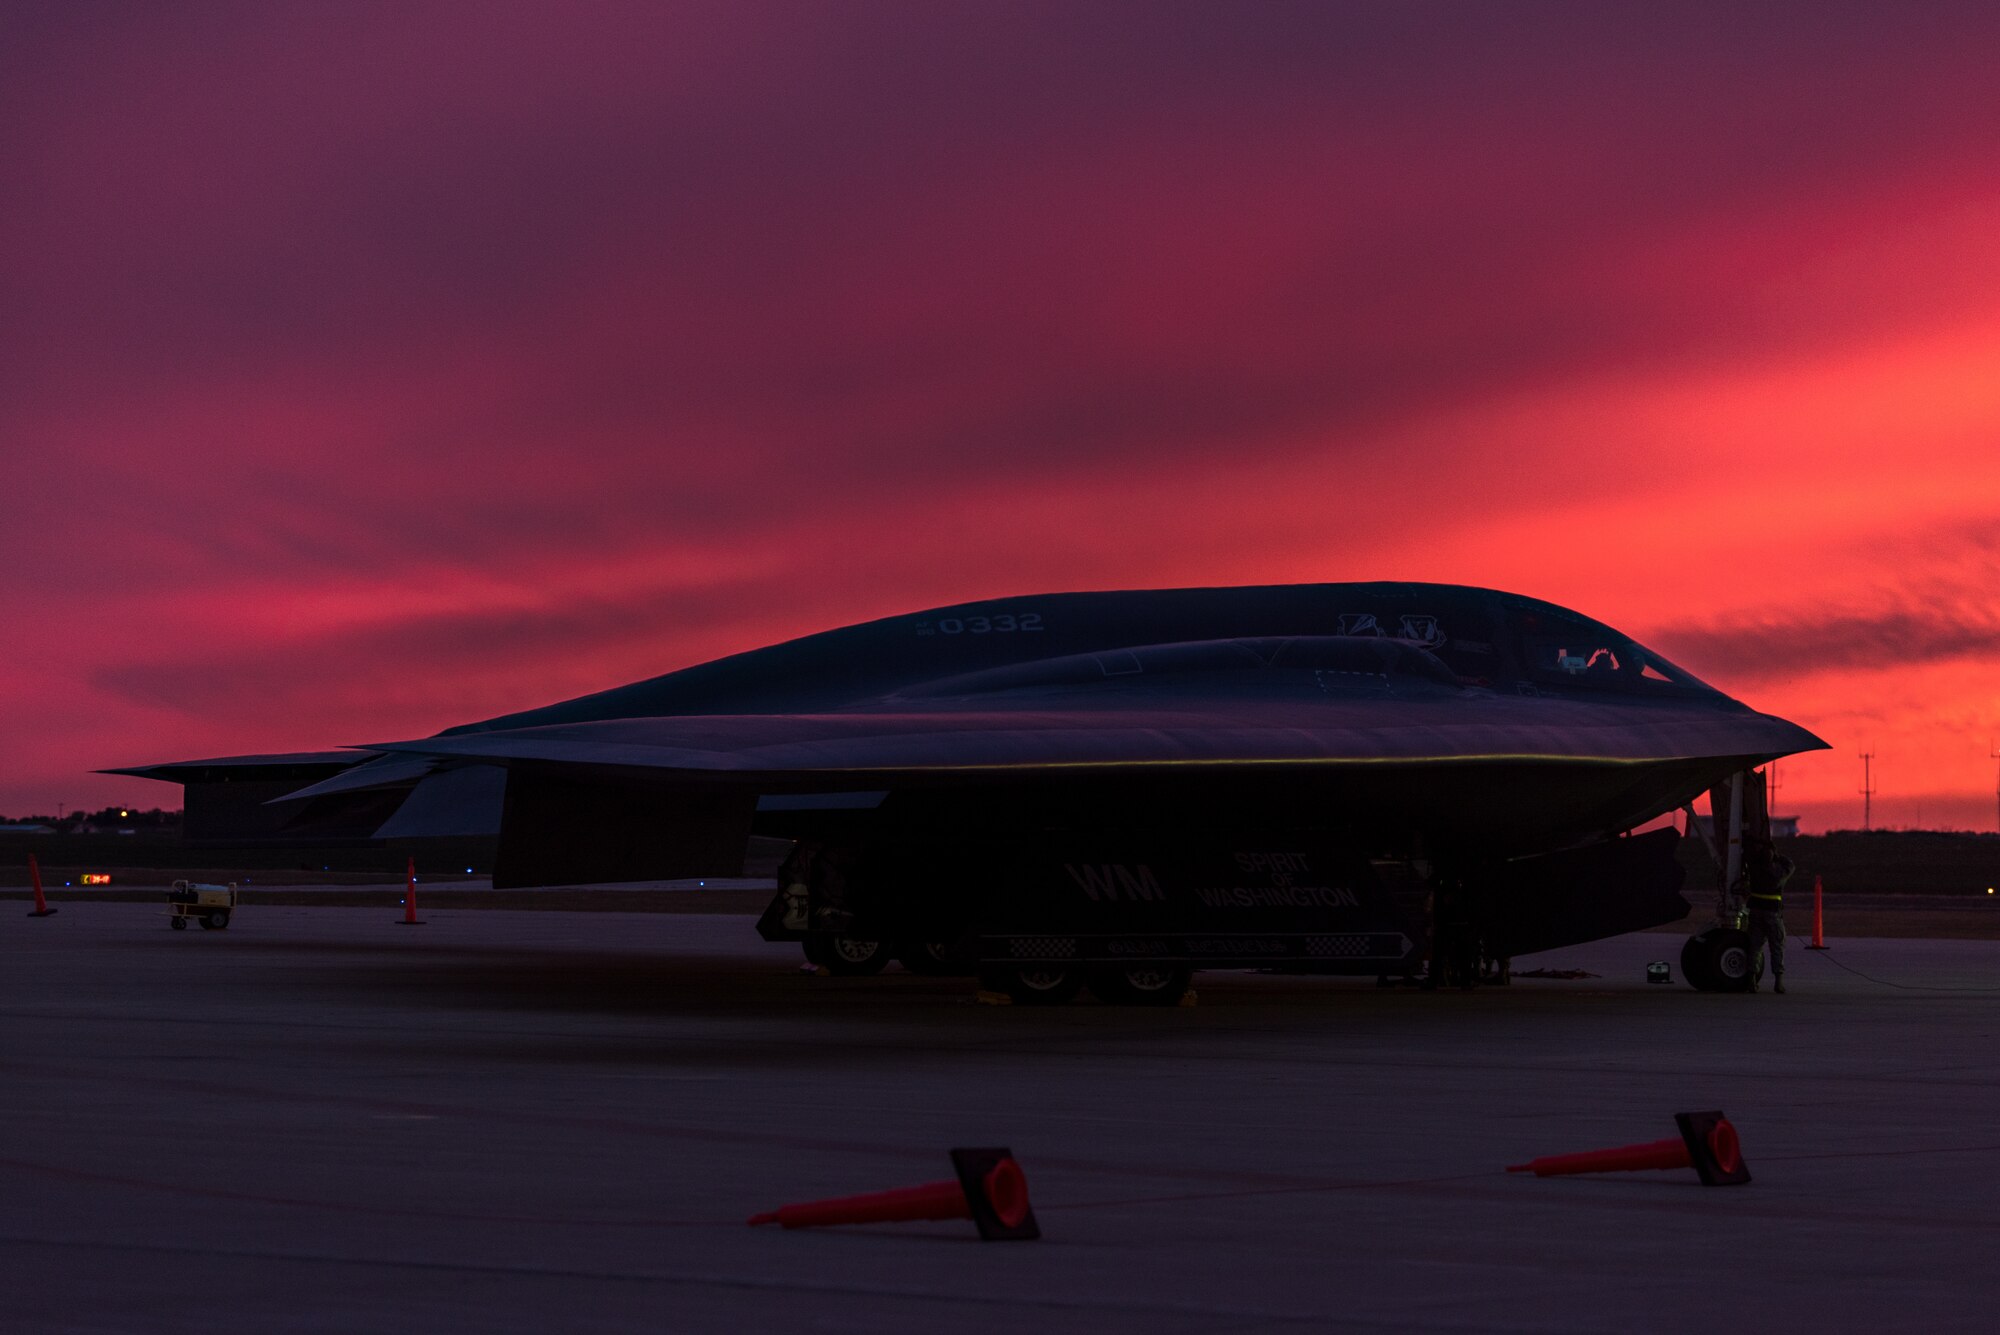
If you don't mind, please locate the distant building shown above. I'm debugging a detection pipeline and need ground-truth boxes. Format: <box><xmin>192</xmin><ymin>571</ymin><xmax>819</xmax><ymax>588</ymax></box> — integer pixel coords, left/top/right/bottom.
<box><xmin>1690</xmin><ymin>814</ymin><xmax>1800</xmax><ymax>840</ymax></box>
<box><xmin>0</xmin><ymin>823</ymin><xmax>54</xmax><ymax>834</ymax></box>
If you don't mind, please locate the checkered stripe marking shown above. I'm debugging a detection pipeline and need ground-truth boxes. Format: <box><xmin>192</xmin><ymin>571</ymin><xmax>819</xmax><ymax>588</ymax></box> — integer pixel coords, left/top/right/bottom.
<box><xmin>1305</xmin><ymin>934</ymin><xmax>1408</xmax><ymax>958</ymax></box>
<box><xmin>1006</xmin><ymin>937</ymin><xmax>1077</xmax><ymax>960</ymax></box>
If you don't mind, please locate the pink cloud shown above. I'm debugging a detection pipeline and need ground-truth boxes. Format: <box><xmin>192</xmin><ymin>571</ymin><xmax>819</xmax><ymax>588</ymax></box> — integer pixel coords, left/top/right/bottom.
<box><xmin>8</xmin><ymin>3</ymin><xmax>2000</xmax><ymax>826</ymax></box>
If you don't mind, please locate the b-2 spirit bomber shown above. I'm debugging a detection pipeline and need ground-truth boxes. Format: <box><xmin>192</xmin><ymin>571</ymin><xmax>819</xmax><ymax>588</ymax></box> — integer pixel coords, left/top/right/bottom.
<box><xmin>112</xmin><ymin>582</ymin><xmax>1826</xmax><ymax>1004</ymax></box>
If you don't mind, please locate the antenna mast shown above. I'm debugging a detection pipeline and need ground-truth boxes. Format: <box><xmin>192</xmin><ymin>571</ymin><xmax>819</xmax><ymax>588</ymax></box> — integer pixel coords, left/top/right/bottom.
<box><xmin>1859</xmin><ymin>751</ymin><xmax>1876</xmax><ymax>831</ymax></box>
<box><xmin>1990</xmin><ymin>741</ymin><xmax>1999</xmax><ymax>834</ymax></box>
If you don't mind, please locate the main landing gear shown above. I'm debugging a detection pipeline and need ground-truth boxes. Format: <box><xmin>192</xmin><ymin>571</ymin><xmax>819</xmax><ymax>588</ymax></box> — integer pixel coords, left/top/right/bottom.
<box><xmin>976</xmin><ymin>963</ymin><xmax>1195</xmax><ymax>1007</ymax></box>
<box><xmin>803</xmin><ymin>934</ymin><xmax>892</xmax><ymax>976</ymax></box>
<box><xmin>802</xmin><ymin>936</ymin><xmax>974</xmax><ymax>978</ymax></box>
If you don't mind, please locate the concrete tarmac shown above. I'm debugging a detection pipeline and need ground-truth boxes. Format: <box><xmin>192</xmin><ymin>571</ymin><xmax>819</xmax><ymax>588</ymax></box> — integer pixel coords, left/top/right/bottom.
<box><xmin>4</xmin><ymin>904</ymin><xmax>1997</xmax><ymax>1333</ymax></box>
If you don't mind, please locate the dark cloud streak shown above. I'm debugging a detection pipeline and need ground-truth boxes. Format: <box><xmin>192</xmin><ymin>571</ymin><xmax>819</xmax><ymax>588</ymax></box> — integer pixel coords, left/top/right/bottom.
<box><xmin>1655</xmin><ymin>606</ymin><xmax>2000</xmax><ymax>685</ymax></box>
<box><xmin>84</xmin><ymin>568</ymin><xmax>798</xmax><ymax>727</ymax></box>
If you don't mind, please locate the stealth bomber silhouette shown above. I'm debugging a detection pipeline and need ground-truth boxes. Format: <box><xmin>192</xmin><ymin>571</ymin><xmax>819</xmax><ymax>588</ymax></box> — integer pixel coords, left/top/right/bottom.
<box><xmin>113</xmin><ymin>582</ymin><xmax>1825</xmax><ymax>1002</ymax></box>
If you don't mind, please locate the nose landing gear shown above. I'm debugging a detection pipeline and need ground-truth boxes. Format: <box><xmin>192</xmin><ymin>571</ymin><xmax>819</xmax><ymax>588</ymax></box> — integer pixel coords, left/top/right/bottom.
<box><xmin>1681</xmin><ymin>926</ymin><xmax>1754</xmax><ymax>993</ymax></box>
<box><xmin>1680</xmin><ymin>770</ymin><xmax>1770</xmax><ymax>993</ymax></box>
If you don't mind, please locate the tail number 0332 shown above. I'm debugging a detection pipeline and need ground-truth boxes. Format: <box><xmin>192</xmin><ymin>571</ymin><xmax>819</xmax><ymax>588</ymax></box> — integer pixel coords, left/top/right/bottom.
<box><xmin>918</xmin><ymin>613</ymin><xmax>1044</xmax><ymax>636</ymax></box>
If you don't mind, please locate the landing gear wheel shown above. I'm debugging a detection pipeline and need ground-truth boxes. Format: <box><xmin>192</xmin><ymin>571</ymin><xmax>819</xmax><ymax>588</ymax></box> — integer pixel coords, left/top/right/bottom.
<box><xmin>816</xmin><ymin>934</ymin><xmax>890</xmax><ymax>976</ymax></box>
<box><xmin>1682</xmin><ymin>927</ymin><xmax>1754</xmax><ymax>992</ymax></box>
<box><xmin>1086</xmin><ymin>964</ymin><xmax>1194</xmax><ymax>1006</ymax></box>
<box><xmin>980</xmin><ymin>965</ymin><xmax>1085</xmax><ymax>1006</ymax></box>
<box><xmin>895</xmin><ymin>940</ymin><xmax>968</xmax><ymax>976</ymax></box>
<box><xmin>170</xmin><ymin>915</ymin><xmax>188</xmax><ymax>931</ymax></box>
<box><xmin>1678</xmin><ymin>933</ymin><xmax>1713</xmax><ymax>990</ymax></box>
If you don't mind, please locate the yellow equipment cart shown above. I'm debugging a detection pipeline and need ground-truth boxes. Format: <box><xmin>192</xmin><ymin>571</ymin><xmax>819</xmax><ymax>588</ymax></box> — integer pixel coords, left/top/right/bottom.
<box><xmin>168</xmin><ymin>880</ymin><xmax>238</xmax><ymax>931</ymax></box>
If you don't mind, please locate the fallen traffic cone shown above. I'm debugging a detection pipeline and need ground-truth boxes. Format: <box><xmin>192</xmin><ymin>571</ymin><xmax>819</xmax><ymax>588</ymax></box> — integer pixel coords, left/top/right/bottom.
<box><xmin>1507</xmin><ymin>1111</ymin><xmax>1750</xmax><ymax>1186</ymax></box>
<box><xmin>1806</xmin><ymin>874</ymin><xmax>1830</xmax><ymax>950</ymax></box>
<box><xmin>397</xmin><ymin>857</ymin><xmax>425</xmax><ymax>926</ymax></box>
<box><xmin>748</xmin><ymin>1147</ymin><xmax>1040</xmax><ymax>1241</ymax></box>
<box><xmin>26</xmin><ymin>854</ymin><xmax>56</xmax><ymax>918</ymax></box>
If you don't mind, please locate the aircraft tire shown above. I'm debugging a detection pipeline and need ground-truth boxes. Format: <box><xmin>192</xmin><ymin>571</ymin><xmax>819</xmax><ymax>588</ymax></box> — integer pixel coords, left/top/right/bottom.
<box><xmin>818</xmin><ymin>935</ymin><xmax>891</xmax><ymax>976</ymax></box>
<box><xmin>981</xmin><ymin>965</ymin><xmax>1085</xmax><ymax>1006</ymax></box>
<box><xmin>1086</xmin><ymin>964</ymin><xmax>1193</xmax><ymax>1006</ymax></box>
<box><xmin>895</xmin><ymin>940</ymin><xmax>969</xmax><ymax>976</ymax></box>
<box><xmin>1682</xmin><ymin>927</ymin><xmax>1753</xmax><ymax>992</ymax></box>
<box><xmin>1679</xmin><ymin>934</ymin><xmax>1716</xmax><ymax>990</ymax></box>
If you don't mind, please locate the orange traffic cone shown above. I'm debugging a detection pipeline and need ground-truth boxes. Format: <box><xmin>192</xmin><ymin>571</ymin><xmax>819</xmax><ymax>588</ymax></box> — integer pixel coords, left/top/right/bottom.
<box><xmin>1508</xmin><ymin>1111</ymin><xmax>1750</xmax><ymax>1186</ymax></box>
<box><xmin>27</xmin><ymin>854</ymin><xmax>56</xmax><ymax>917</ymax></box>
<box><xmin>397</xmin><ymin>857</ymin><xmax>425</xmax><ymax>926</ymax></box>
<box><xmin>748</xmin><ymin>1148</ymin><xmax>1039</xmax><ymax>1240</ymax></box>
<box><xmin>1806</xmin><ymin>874</ymin><xmax>1830</xmax><ymax>950</ymax></box>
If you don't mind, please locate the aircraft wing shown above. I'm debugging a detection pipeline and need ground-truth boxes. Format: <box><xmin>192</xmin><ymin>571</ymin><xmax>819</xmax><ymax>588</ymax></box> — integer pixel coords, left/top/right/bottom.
<box><xmin>103</xmin><ymin>593</ymin><xmax>1834</xmax><ymax>895</ymax></box>
<box><xmin>359</xmin><ymin>692</ymin><xmax>1823</xmax><ymax>783</ymax></box>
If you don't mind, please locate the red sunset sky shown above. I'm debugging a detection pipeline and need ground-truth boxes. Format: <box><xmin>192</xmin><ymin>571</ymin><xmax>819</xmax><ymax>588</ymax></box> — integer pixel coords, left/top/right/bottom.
<box><xmin>6</xmin><ymin>2</ymin><xmax>1998</xmax><ymax>831</ymax></box>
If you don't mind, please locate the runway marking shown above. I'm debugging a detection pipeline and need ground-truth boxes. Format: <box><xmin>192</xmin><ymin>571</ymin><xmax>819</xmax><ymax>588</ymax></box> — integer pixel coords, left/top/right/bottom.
<box><xmin>0</xmin><ymin>1233</ymin><xmax>1469</xmax><ymax>1332</ymax></box>
<box><xmin>0</xmin><ymin>1155</ymin><xmax>731</xmax><ymax>1229</ymax></box>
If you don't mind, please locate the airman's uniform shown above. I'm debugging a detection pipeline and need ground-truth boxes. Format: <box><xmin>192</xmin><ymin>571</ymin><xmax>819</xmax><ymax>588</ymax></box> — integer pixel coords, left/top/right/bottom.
<box><xmin>1745</xmin><ymin>853</ymin><xmax>1794</xmax><ymax>994</ymax></box>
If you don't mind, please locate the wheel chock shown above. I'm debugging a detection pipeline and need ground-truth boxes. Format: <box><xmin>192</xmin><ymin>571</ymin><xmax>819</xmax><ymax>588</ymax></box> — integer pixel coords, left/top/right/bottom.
<box><xmin>748</xmin><ymin>1148</ymin><xmax>1040</xmax><ymax>1240</ymax></box>
<box><xmin>975</xmin><ymin>989</ymin><xmax>1013</xmax><ymax>1005</ymax></box>
<box><xmin>1507</xmin><ymin>1111</ymin><xmax>1750</xmax><ymax>1186</ymax></box>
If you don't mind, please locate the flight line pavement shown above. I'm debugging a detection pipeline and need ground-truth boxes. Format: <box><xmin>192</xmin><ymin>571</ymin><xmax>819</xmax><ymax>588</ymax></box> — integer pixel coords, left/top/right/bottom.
<box><xmin>12</xmin><ymin>876</ymin><xmax>1999</xmax><ymax>932</ymax></box>
<box><xmin>3</xmin><ymin>905</ymin><xmax>1997</xmax><ymax>1334</ymax></box>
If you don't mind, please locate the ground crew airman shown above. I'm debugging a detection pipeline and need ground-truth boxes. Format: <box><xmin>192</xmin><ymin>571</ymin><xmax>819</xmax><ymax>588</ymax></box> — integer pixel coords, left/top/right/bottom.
<box><xmin>1744</xmin><ymin>850</ymin><xmax>1795</xmax><ymax>993</ymax></box>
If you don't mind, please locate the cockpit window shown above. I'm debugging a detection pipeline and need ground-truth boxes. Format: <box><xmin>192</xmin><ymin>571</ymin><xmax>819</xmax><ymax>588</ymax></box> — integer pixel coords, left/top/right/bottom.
<box><xmin>1524</xmin><ymin>634</ymin><xmax>1714</xmax><ymax>694</ymax></box>
<box><xmin>1532</xmin><ymin>641</ymin><xmax>1623</xmax><ymax>676</ymax></box>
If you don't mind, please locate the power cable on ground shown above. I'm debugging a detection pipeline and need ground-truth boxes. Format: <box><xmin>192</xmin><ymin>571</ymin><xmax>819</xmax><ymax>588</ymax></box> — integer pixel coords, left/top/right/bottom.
<box><xmin>1791</xmin><ymin>933</ymin><xmax>2000</xmax><ymax>994</ymax></box>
